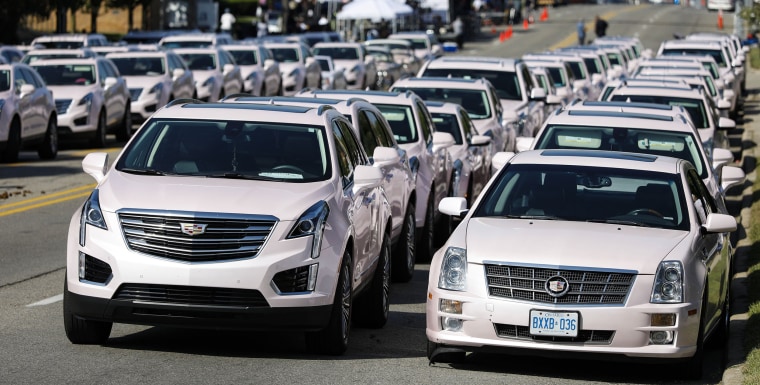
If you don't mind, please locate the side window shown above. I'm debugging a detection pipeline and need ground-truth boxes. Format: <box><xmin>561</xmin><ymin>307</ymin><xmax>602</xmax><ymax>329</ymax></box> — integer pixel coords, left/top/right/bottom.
<box><xmin>19</xmin><ymin>68</ymin><xmax>41</xmax><ymax>88</ymax></box>
<box><xmin>217</xmin><ymin>51</ymin><xmax>229</xmax><ymax>67</ymax></box>
<box><xmin>331</xmin><ymin>121</ymin><xmax>355</xmax><ymax>188</ymax></box>
<box><xmin>107</xmin><ymin>60</ymin><xmax>121</xmax><ymax>77</ymax></box>
<box><xmin>685</xmin><ymin>169</ymin><xmax>715</xmax><ymax>224</ymax></box>
<box><xmin>367</xmin><ymin>111</ymin><xmax>394</xmax><ymax>148</ymax></box>
<box><xmin>459</xmin><ymin>111</ymin><xmax>474</xmax><ymax>143</ymax></box>
<box><xmin>356</xmin><ymin>111</ymin><xmax>380</xmax><ymax>157</ymax></box>
<box><xmin>521</xmin><ymin>66</ymin><xmax>533</xmax><ymax>94</ymax></box>
<box><xmin>414</xmin><ymin>101</ymin><xmax>433</xmax><ymax>145</ymax></box>
<box><xmin>336</xmin><ymin>118</ymin><xmax>366</xmax><ymax>166</ymax></box>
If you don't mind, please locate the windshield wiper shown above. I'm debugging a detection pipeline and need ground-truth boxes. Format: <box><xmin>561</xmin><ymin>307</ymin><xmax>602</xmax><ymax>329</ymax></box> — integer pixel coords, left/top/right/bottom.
<box><xmin>206</xmin><ymin>172</ymin><xmax>265</xmax><ymax>180</ymax></box>
<box><xmin>119</xmin><ymin>168</ymin><xmax>167</xmax><ymax>176</ymax></box>
<box><xmin>587</xmin><ymin>219</ymin><xmax>650</xmax><ymax>227</ymax></box>
<box><xmin>503</xmin><ymin>214</ymin><xmax>561</xmax><ymax>220</ymax></box>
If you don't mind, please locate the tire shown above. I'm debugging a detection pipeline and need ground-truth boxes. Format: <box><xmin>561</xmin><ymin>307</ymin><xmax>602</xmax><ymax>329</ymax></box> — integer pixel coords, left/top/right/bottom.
<box><xmin>707</xmin><ymin>284</ymin><xmax>731</xmax><ymax>349</ymax></box>
<box><xmin>37</xmin><ymin>116</ymin><xmax>58</xmax><ymax>160</ymax></box>
<box><xmin>91</xmin><ymin>110</ymin><xmax>107</xmax><ymax>148</ymax></box>
<box><xmin>417</xmin><ymin>192</ymin><xmax>436</xmax><ymax>263</ymax></box>
<box><xmin>1</xmin><ymin>118</ymin><xmax>21</xmax><ymax>163</ymax></box>
<box><xmin>305</xmin><ymin>249</ymin><xmax>353</xmax><ymax>355</ymax></box>
<box><xmin>354</xmin><ymin>232</ymin><xmax>391</xmax><ymax>328</ymax></box>
<box><xmin>392</xmin><ymin>203</ymin><xmax>416</xmax><ymax>283</ymax></box>
<box><xmin>63</xmin><ymin>277</ymin><xmax>112</xmax><ymax>344</ymax></box>
<box><xmin>115</xmin><ymin>103</ymin><xmax>132</xmax><ymax>142</ymax></box>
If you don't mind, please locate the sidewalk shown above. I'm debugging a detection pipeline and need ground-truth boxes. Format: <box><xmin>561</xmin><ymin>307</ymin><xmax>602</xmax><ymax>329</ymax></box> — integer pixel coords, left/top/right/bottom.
<box><xmin>722</xmin><ymin>66</ymin><xmax>759</xmax><ymax>385</ymax></box>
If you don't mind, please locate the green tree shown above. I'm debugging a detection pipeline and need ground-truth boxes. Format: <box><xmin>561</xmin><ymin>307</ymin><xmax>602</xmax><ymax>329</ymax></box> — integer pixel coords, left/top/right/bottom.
<box><xmin>107</xmin><ymin>0</ymin><xmax>153</xmax><ymax>31</ymax></box>
<box><xmin>0</xmin><ymin>0</ymin><xmax>53</xmax><ymax>43</ymax></box>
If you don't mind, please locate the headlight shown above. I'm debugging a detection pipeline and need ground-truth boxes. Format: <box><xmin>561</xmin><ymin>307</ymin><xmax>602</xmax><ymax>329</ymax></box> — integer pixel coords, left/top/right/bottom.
<box><xmin>79</xmin><ymin>189</ymin><xmax>107</xmax><ymax>246</ymax></box>
<box><xmin>0</xmin><ymin>99</ymin><xmax>5</xmax><ymax>115</ymax></box>
<box><xmin>287</xmin><ymin>201</ymin><xmax>330</xmax><ymax>259</ymax></box>
<box><xmin>148</xmin><ymin>83</ymin><xmax>163</xmax><ymax>95</ymax></box>
<box><xmin>288</xmin><ymin>68</ymin><xmax>299</xmax><ymax>77</ymax></box>
<box><xmin>651</xmin><ymin>261</ymin><xmax>683</xmax><ymax>303</ymax></box>
<box><xmin>438</xmin><ymin>247</ymin><xmax>467</xmax><ymax>291</ymax></box>
<box><xmin>202</xmin><ymin>77</ymin><xmax>215</xmax><ymax>87</ymax></box>
<box><xmin>77</xmin><ymin>92</ymin><xmax>93</xmax><ymax>107</ymax></box>
<box><xmin>246</xmin><ymin>72</ymin><xmax>258</xmax><ymax>81</ymax></box>
<box><xmin>350</xmin><ymin>64</ymin><xmax>360</xmax><ymax>73</ymax></box>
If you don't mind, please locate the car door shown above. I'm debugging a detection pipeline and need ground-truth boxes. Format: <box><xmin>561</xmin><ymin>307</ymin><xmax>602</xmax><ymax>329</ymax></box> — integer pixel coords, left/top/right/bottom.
<box><xmin>300</xmin><ymin>44</ymin><xmax>321</xmax><ymax>89</ymax></box>
<box><xmin>168</xmin><ymin>53</ymin><xmax>194</xmax><ymax>99</ymax></box>
<box><xmin>218</xmin><ymin>49</ymin><xmax>242</xmax><ymax>95</ymax></box>
<box><xmin>332</xmin><ymin>118</ymin><xmax>380</xmax><ymax>283</ymax></box>
<box><xmin>459</xmin><ymin>110</ymin><xmax>488</xmax><ymax>197</ymax></box>
<box><xmin>259</xmin><ymin>47</ymin><xmax>279</xmax><ymax>94</ymax></box>
<box><xmin>12</xmin><ymin>67</ymin><xmax>36</xmax><ymax>137</ymax></box>
<box><xmin>25</xmin><ymin>67</ymin><xmax>54</xmax><ymax>134</ymax></box>
<box><xmin>414</xmin><ymin>99</ymin><xmax>449</xmax><ymax>208</ymax></box>
<box><xmin>685</xmin><ymin>168</ymin><xmax>729</xmax><ymax>333</ymax></box>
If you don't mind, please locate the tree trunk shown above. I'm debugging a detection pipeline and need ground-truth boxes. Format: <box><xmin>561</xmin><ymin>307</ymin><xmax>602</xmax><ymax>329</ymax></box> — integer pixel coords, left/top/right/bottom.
<box><xmin>90</xmin><ymin>0</ymin><xmax>101</xmax><ymax>33</ymax></box>
<box><xmin>128</xmin><ymin>6</ymin><xmax>134</xmax><ymax>31</ymax></box>
<box><xmin>56</xmin><ymin>6</ymin><xmax>68</xmax><ymax>33</ymax></box>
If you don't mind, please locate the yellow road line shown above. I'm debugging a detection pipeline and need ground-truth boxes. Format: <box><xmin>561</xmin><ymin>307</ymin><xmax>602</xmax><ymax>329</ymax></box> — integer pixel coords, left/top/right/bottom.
<box><xmin>0</xmin><ymin>184</ymin><xmax>96</xmax><ymax>217</ymax></box>
<box><xmin>549</xmin><ymin>4</ymin><xmax>649</xmax><ymax>50</ymax></box>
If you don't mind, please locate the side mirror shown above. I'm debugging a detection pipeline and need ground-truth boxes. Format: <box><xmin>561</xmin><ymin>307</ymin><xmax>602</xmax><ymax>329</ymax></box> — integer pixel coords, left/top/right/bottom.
<box><xmin>572</xmin><ymin>79</ymin><xmax>587</xmax><ymax>92</ymax></box>
<box><xmin>82</xmin><ymin>152</ymin><xmax>109</xmax><ymax>183</ymax></box>
<box><xmin>104</xmin><ymin>77</ymin><xmax>118</xmax><ymax>88</ymax></box>
<box><xmin>18</xmin><ymin>83</ymin><xmax>35</xmax><ymax>96</ymax></box>
<box><xmin>432</xmin><ymin>131</ymin><xmax>456</xmax><ymax>152</ymax></box>
<box><xmin>515</xmin><ymin>137</ymin><xmax>534</xmax><ymax>153</ymax></box>
<box><xmin>223</xmin><ymin>63</ymin><xmax>236</xmax><ymax>74</ymax></box>
<box><xmin>718</xmin><ymin>117</ymin><xmax>736</xmax><ymax>130</ymax></box>
<box><xmin>720</xmin><ymin>165</ymin><xmax>745</xmax><ymax>192</ymax></box>
<box><xmin>545</xmin><ymin>94</ymin><xmax>562</xmax><ymax>105</ymax></box>
<box><xmin>439</xmin><ymin>197</ymin><xmax>468</xmax><ymax>217</ymax></box>
<box><xmin>172</xmin><ymin>68</ymin><xmax>185</xmax><ymax>79</ymax></box>
<box><xmin>702</xmin><ymin>213</ymin><xmax>737</xmax><ymax>233</ymax></box>
<box><xmin>264</xmin><ymin>58</ymin><xmax>276</xmax><ymax>69</ymax></box>
<box><xmin>470</xmin><ymin>135</ymin><xmax>491</xmax><ymax>146</ymax></box>
<box><xmin>491</xmin><ymin>151</ymin><xmax>515</xmax><ymax>171</ymax></box>
<box><xmin>352</xmin><ymin>164</ymin><xmax>383</xmax><ymax>195</ymax></box>
<box><xmin>712</xmin><ymin>148</ymin><xmax>734</xmax><ymax>169</ymax></box>
<box><xmin>717</xmin><ymin>98</ymin><xmax>731</xmax><ymax>111</ymax></box>
<box><xmin>372</xmin><ymin>146</ymin><xmax>401</xmax><ymax>168</ymax></box>
<box><xmin>591</xmin><ymin>73</ymin><xmax>604</xmax><ymax>85</ymax></box>
<box><xmin>556</xmin><ymin>88</ymin><xmax>569</xmax><ymax>97</ymax></box>
<box><xmin>530</xmin><ymin>87</ymin><xmax>546</xmax><ymax>100</ymax></box>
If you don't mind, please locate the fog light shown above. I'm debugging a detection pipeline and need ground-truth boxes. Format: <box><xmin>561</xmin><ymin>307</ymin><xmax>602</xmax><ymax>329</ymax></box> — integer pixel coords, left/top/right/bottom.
<box><xmin>651</xmin><ymin>313</ymin><xmax>676</xmax><ymax>326</ymax></box>
<box><xmin>439</xmin><ymin>299</ymin><xmax>463</xmax><ymax>314</ymax></box>
<box><xmin>78</xmin><ymin>252</ymin><xmax>86</xmax><ymax>280</ymax></box>
<box><xmin>441</xmin><ymin>317</ymin><xmax>463</xmax><ymax>332</ymax></box>
<box><xmin>649</xmin><ymin>330</ymin><xmax>674</xmax><ymax>345</ymax></box>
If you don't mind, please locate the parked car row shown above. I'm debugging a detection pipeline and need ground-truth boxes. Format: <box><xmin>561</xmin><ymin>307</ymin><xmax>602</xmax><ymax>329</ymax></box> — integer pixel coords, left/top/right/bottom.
<box><xmin>53</xmin><ymin>27</ymin><xmax>746</xmax><ymax>380</ymax></box>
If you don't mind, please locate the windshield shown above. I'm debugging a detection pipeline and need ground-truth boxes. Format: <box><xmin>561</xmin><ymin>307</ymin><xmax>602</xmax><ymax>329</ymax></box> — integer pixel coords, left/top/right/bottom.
<box><xmin>546</xmin><ymin>67</ymin><xmax>567</xmax><ymax>87</ymax></box>
<box><xmin>474</xmin><ymin>164</ymin><xmax>689</xmax><ymax>230</ymax></box>
<box><xmin>533</xmin><ymin>125</ymin><xmax>707</xmax><ymax>179</ymax></box>
<box><xmin>421</xmin><ymin>68</ymin><xmax>522</xmax><ymax>100</ymax></box>
<box><xmin>111</xmin><ymin>57</ymin><xmax>165</xmax><ymax>76</ymax></box>
<box><xmin>661</xmin><ymin>48</ymin><xmax>727</xmax><ymax>67</ymax></box>
<box><xmin>179</xmin><ymin>53</ymin><xmax>217</xmax><ymax>70</ymax></box>
<box><xmin>609</xmin><ymin>94</ymin><xmax>708</xmax><ymax>129</ymax></box>
<box><xmin>270</xmin><ymin>48</ymin><xmax>300</xmax><ymax>63</ymax></box>
<box><xmin>376</xmin><ymin>104</ymin><xmax>417</xmax><ymax>144</ymax></box>
<box><xmin>392</xmin><ymin>87</ymin><xmax>491</xmax><ymax>119</ymax></box>
<box><xmin>116</xmin><ymin>119</ymin><xmax>331</xmax><ymax>182</ymax></box>
<box><xmin>312</xmin><ymin>46</ymin><xmax>359</xmax><ymax>60</ymax></box>
<box><xmin>33</xmin><ymin>64</ymin><xmax>96</xmax><ymax>86</ymax></box>
<box><xmin>228</xmin><ymin>50</ymin><xmax>258</xmax><ymax>65</ymax></box>
<box><xmin>22</xmin><ymin>53</ymin><xmax>86</xmax><ymax>64</ymax></box>
<box><xmin>162</xmin><ymin>41</ymin><xmax>212</xmax><ymax>49</ymax></box>
<box><xmin>567</xmin><ymin>61</ymin><xmax>587</xmax><ymax>80</ymax></box>
<box><xmin>316</xmin><ymin>58</ymin><xmax>331</xmax><ymax>71</ymax></box>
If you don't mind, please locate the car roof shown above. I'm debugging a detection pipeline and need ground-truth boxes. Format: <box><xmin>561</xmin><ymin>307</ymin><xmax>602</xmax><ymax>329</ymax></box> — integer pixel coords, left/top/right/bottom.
<box><xmin>106</xmin><ymin>50</ymin><xmax>172</xmax><ymax>58</ymax></box>
<box><xmin>609</xmin><ymin>84</ymin><xmax>705</xmax><ymax>98</ymax></box>
<box><xmin>297</xmin><ymin>89</ymin><xmax>421</xmax><ymax>105</ymax></box>
<box><xmin>423</xmin><ymin>56</ymin><xmax>521</xmax><ymax>71</ymax></box>
<box><xmin>391</xmin><ymin>76</ymin><xmax>493</xmax><ymax>89</ymax></box>
<box><xmin>424</xmin><ymin>100</ymin><xmax>465</xmax><ymax>115</ymax></box>
<box><xmin>550</xmin><ymin>100</ymin><xmax>695</xmax><ymax>131</ymax></box>
<box><xmin>29</xmin><ymin>57</ymin><xmax>102</xmax><ymax>66</ymax></box>
<box><xmin>509</xmin><ymin>149</ymin><xmax>683</xmax><ymax>174</ymax></box>
<box><xmin>152</xmin><ymin>100</ymin><xmax>343</xmax><ymax>123</ymax></box>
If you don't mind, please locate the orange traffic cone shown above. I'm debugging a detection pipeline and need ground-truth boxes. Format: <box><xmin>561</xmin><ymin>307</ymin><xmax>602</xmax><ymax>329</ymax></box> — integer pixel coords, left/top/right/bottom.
<box><xmin>717</xmin><ymin>10</ymin><xmax>724</xmax><ymax>30</ymax></box>
<box><xmin>540</xmin><ymin>7</ymin><xmax>548</xmax><ymax>22</ymax></box>
<box><xmin>500</xmin><ymin>30</ymin><xmax>506</xmax><ymax>42</ymax></box>
<box><xmin>506</xmin><ymin>25</ymin><xmax>513</xmax><ymax>39</ymax></box>
<box><xmin>523</xmin><ymin>18</ymin><xmax>529</xmax><ymax>30</ymax></box>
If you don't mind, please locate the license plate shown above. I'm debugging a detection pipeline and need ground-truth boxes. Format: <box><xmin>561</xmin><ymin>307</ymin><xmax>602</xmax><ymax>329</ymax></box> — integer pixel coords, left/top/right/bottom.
<box><xmin>529</xmin><ymin>310</ymin><xmax>579</xmax><ymax>337</ymax></box>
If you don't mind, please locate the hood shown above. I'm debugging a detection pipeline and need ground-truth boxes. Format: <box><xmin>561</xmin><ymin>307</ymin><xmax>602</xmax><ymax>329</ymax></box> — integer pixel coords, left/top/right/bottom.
<box><xmin>97</xmin><ymin>171</ymin><xmax>335</xmax><ymax>221</ymax></box>
<box><xmin>48</xmin><ymin>84</ymin><xmax>99</xmax><ymax>101</ymax></box>
<box><xmin>278</xmin><ymin>62</ymin><xmax>303</xmax><ymax>75</ymax></box>
<box><xmin>332</xmin><ymin>59</ymin><xmax>360</xmax><ymax>71</ymax></box>
<box><xmin>461</xmin><ymin>218</ymin><xmax>688</xmax><ymax>274</ymax></box>
<box><xmin>122</xmin><ymin>75</ymin><xmax>165</xmax><ymax>90</ymax></box>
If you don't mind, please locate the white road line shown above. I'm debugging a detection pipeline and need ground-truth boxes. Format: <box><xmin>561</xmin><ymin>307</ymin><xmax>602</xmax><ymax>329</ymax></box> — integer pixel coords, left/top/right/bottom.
<box><xmin>26</xmin><ymin>294</ymin><xmax>63</xmax><ymax>307</ymax></box>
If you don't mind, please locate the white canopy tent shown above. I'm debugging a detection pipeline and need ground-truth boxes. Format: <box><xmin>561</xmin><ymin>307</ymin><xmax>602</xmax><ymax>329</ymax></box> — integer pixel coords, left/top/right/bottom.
<box><xmin>335</xmin><ymin>0</ymin><xmax>414</xmax><ymax>41</ymax></box>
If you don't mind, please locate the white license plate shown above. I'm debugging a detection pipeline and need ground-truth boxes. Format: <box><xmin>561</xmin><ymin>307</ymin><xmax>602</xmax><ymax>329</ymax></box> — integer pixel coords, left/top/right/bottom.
<box><xmin>529</xmin><ymin>310</ymin><xmax>579</xmax><ymax>337</ymax></box>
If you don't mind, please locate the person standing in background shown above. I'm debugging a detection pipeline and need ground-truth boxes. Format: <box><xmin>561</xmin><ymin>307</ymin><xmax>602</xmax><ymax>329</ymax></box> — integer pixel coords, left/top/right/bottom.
<box><xmin>577</xmin><ymin>19</ymin><xmax>586</xmax><ymax>45</ymax></box>
<box><xmin>220</xmin><ymin>8</ymin><xmax>236</xmax><ymax>34</ymax></box>
<box><xmin>452</xmin><ymin>16</ymin><xmax>464</xmax><ymax>49</ymax></box>
<box><xmin>594</xmin><ymin>15</ymin><xmax>608</xmax><ymax>38</ymax></box>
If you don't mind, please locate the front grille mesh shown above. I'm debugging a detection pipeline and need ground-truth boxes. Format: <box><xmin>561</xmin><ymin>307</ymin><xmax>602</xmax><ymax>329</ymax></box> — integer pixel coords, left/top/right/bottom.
<box><xmin>55</xmin><ymin>99</ymin><xmax>72</xmax><ymax>115</ymax></box>
<box><xmin>113</xmin><ymin>283</ymin><xmax>269</xmax><ymax>308</ymax></box>
<box><xmin>484</xmin><ymin>264</ymin><xmax>635</xmax><ymax>305</ymax></box>
<box><xmin>494</xmin><ymin>323</ymin><xmax>615</xmax><ymax>344</ymax></box>
<box><xmin>119</xmin><ymin>211</ymin><xmax>277</xmax><ymax>262</ymax></box>
<box><xmin>84</xmin><ymin>255</ymin><xmax>112</xmax><ymax>284</ymax></box>
<box><xmin>272</xmin><ymin>266</ymin><xmax>311</xmax><ymax>293</ymax></box>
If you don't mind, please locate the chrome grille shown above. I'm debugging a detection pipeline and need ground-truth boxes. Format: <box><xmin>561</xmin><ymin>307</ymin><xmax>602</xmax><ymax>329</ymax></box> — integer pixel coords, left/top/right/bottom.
<box><xmin>484</xmin><ymin>264</ymin><xmax>635</xmax><ymax>305</ymax></box>
<box><xmin>119</xmin><ymin>211</ymin><xmax>277</xmax><ymax>262</ymax></box>
<box><xmin>113</xmin><ymin>283</ymin><xmax>269</xmax><ymax>307</ymax></box>
<box><xmin>494</xmin><ymin>323</ymin><xmax>614</xmax><ymax>344</ymax></box>
<box><xmin>129</xmin><ymin>88</ymin><xmax>143</xmax><ymax>101</ymax></box>
<box><xmin>55</xmin><ymin>99</ymin><xmax>72</xmax><ymax>115</ymax></box>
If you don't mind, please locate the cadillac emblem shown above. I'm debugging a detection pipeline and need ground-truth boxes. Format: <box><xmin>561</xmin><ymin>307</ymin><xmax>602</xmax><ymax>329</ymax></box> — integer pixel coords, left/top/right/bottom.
<box><xmin>180</xmin><ymin>223</ymin><xmax>207</xmax><ymax>236</ymax></box>
<box><xmin>545</xmin><ymin>276</ymin><xmax>570</xmax><ymax>298</ymax></box>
